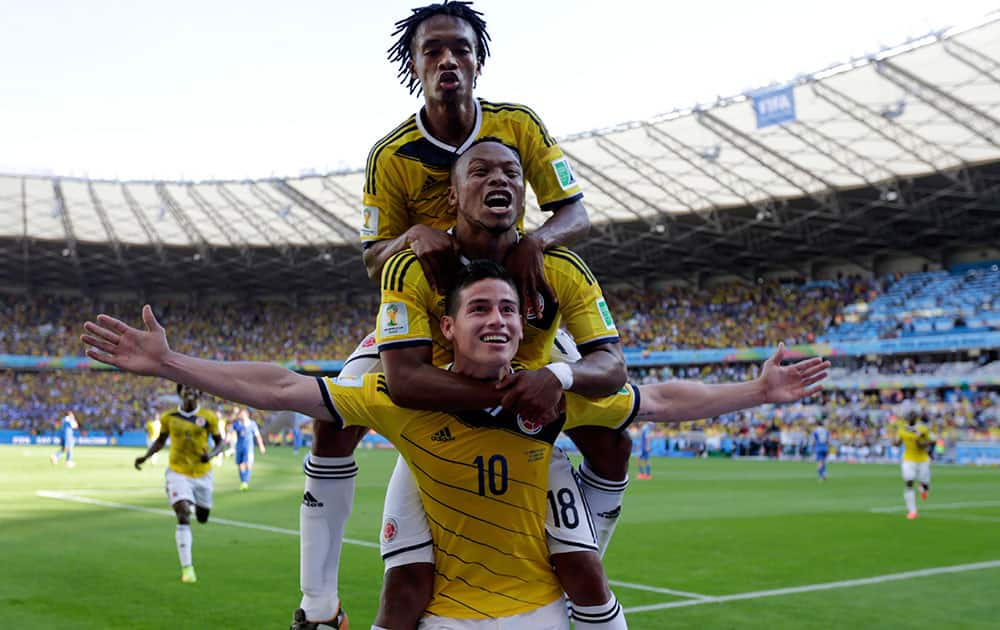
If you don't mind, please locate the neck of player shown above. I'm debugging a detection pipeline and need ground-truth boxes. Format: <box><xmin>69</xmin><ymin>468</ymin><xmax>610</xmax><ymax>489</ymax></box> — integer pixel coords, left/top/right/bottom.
<box><xmin>454</xmin><ymin>218</ymin><xmax>518</xmax><ymax>263</ymax></box>
<box><xmin>452</xmin><ymin>356</ymin><xmax>511</xmax><ymax>382</ymax></box>
<box><xmin>423</xmin><ymin>99</ymin><xmax>476</xmax><ymax>147</ymax></box>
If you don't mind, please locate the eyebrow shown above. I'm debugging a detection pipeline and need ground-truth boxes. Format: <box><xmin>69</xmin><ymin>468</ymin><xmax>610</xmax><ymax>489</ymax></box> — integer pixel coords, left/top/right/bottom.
<box><xmin>465</xmin><ymin>158</ymin><xmax>521</xmax><ymax>170</ymax></box>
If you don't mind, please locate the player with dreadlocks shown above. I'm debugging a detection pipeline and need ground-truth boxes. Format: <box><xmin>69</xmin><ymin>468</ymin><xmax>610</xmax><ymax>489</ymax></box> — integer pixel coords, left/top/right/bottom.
<box><xmin>293</xmin><ymin>3</ymin><xmax>632</xmax><ymax>628</ymax></box>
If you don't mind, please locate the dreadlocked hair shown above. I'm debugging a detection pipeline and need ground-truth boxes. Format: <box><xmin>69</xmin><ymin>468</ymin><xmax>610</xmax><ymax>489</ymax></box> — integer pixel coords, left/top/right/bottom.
<box><xmin>387</xmin><ymin>1</ymin><xmax>491</xmax><ymax>95</ymax></box>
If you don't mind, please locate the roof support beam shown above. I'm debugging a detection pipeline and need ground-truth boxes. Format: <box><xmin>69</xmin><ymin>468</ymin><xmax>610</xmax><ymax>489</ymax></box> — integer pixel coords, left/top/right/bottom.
<box><xmin>51</xmin><ymin>180</ymin><xmax>89</xmax><ymax>294</ymax></box>
<box><xmin>943</xmin><ymin>37</ymin><xmax>1000</xmax><ymax>89</ymax></box>
<box><xmin>20</xmin><ymin>177</ymin><xmax>30</xmax><ymax>288</ymax></box>
<box><xmin>215</xmin><ymin>183</ymin><xmax>291</xmax><ymax>259</ymax></box>
<box><xmin>182</xmin><ymin>185</ymin><xmax>248</xmax><ymax>256</ymax></box>
<box><xmin>781</xmin><ymin>120</ymin><xmax>898</xmax><ymax>186</ymax></box>
<box><xmin>277</xmin><ymin>179</ymin><xmax>360</xmax><ymax>247</ymax></box>
<box><xmin>875</xmin><ymin>58</ymin><xmax>1000</xmax><ymax>149</ymax></box>
<box><xmin>155</xmin><ymin>183</ymin><xmax>211</xmax><ymax>262</ymax></box>
<box><xmin>87</xmin><ymin>181</ymin><xmax>141</xmax><ymax>289</ymax></box>
<box><xmin>120</xmin><ymin>183</ymin><xmax>168</xmax><ymax>264</ymax></box>
<box><xmin>558</xmin><ymin>147</ymin><xmax>659</xmax><ymax>227</ymax></box>
<box><xmin>810</xmin><ymin>79</ymin><xmax>969</xmax><ymax>187</ymax></box>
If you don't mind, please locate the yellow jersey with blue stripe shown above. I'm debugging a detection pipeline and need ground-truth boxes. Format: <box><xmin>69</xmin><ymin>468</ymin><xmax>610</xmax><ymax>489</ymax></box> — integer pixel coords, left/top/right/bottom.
<box><xmin>899</xmin><ymin>423</ymin><xmax>932</xmax><ymax>463</ymax></box>
<box><xmin>316</xmin><ymin>373</ymin><xmax>639</xmax><ymax>619</ymax></box>
<box><xmin>361</xmin><ymin>99</ymin><xmax>582</xmax><ymax>246</ymax></box>
<box><xmin>376</xmin><ymin>247</ymin><xmax>619</xmax><ymax>368</ymax></box>
<box><xmin>161</xmin><ymin>407</ymin><xmax>219</xmax><ymax>478</ymax></box>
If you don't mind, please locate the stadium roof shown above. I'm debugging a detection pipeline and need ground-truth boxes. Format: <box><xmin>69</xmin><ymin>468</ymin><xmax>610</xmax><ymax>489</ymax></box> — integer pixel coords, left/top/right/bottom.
<box><xmin>3</xmin><ymin>15</ymin><xmax>1000</xmax><ymax>294</ymax></box>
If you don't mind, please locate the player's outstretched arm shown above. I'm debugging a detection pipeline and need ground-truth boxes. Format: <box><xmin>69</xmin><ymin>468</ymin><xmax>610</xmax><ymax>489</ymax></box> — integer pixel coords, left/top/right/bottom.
<box><xmin>82</xmin><ymin>305</ymin><xmax>331</xmax><ymax>420</ymax></box>
<box><xmin>135</xmin><ymin>433</ymin><xmax>168</xmax><ymax>470</ymax></box>
<box><xmin>636</xmin><ymin>343</ymin><xmax>830</xmax><ymax>424</ymax></box>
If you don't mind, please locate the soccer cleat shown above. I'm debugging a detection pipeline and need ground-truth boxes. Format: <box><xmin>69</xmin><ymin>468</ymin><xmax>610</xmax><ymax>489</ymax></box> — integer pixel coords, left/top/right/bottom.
<box><xmin>180</xmin><ymin>565</ymin><xmax>197</xmax><ymax>583</ymax></box>
<box><xmin>240</xmin><ymin>482</ymin><xmax>249</xmax><ymax>491</ymax></box>
<box><xmin>906</xmin><ymin>511</ymin><xmax>918</xmax><ymax>520</ymax></box>
<box><xmin>66</xmin><ymin>461</ymin><xmax>76</xmax><ymax>468</ymax></box>
<box><xmin>290</xmin><ymin>606</ymin><xmax>349</xmax><ymax>630</ymax></box>
<box><xmin>920</xmin><ymin>490</ymin><xmax>928</xmax><ymax>501</ymax></box>
<box><xmin>50</xmin><ymin>453</ymin><xmax>58</xmax><ymax>465</ymax></box>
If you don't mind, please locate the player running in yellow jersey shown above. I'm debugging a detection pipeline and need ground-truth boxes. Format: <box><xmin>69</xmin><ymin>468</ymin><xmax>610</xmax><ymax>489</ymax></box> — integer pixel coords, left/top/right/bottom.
<box><xmin>896</xmin><ymin>412</ymin><xmax>934</xmax><ymax>520</ymax></box>
<box><xmin>82</xmin><ymin>262</ymin><xmax>829</xmax><ymax>628</ymax></box>
<box><xmin>134</xmin><ymin>384</ymin><xmax>227</xmax><ymax>583</ymax></box>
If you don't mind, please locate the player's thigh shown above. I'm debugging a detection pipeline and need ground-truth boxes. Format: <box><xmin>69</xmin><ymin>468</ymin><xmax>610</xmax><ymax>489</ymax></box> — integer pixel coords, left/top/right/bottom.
<box><xmin>381</xmin><ymin>455</ymin><xmax>434</xmax><ymax>570</ymax></box>
<box><xmin>901</xmin><ymin>461</ymin><xmax>917</xmax><ymax>481</ymax></box>
<box><xmin>165</xmin><ymin>469</ymin><xmax>195</xmax><ymax>506</ymax></box>
<box><xmin>418</xmin><ymin>598</ymin><xmax>569</xmax><ymax>630</ymax></box>
<box><xmin>235</xmin><ymin>448</ymin><xmax>249</xmax><ymax>466</ymax></box>
<box><xmin>546</xmin><ymin>448</ymin><xmax>598</xmax><ymax>555</ymax></box>
<box><xmin>340</xmin><ymin>331</ymin><xmax>383</xmax><ymax>378</ymax></box>
<box><xmin>917</xmin><ymin>462</ymin><xmax>931</xmax><ymax>484</ymax></box>
<box><xmin>191</xmin><ymin>470</ymin><xmax>214</xmax><ymax>509</ymax></box>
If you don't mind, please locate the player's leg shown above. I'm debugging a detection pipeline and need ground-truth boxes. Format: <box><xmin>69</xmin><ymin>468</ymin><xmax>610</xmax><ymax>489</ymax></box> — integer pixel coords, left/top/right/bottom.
<box><xmin>166</xmin><ymin>469</ymin><xmax>198</xmax><ymax>582</ymax></box>
<box><xmin>295</xmin><ymin>332</ymin><xmax>379</xmax><ymax>628</ymax></box>
<box><xmin>65</xmin><ymin>439</ymin><xmax>75</xmax><ymax>467</ymax></box>
<box><xmin>918</xmin><ymin>462</ymin><xmax>931</xmax><ymax>500</ymax></box>
<box><xmin>546</xmin><ymin>448</ymin><xmax>628</xmax><ymax>629</ymax></box>
<box><xmin>374</xmin><ymin>456</ymin><xmax>435</xmax><ymax>628</ymax></box>
<box><xmin>236</xmin><ymin>447</ymin><xmax>250</xmax><ymax>489</ymax></box>
<box><xmin>564</xmin><ymin>425</ymin><xmax>631</xmax><ymax>557</ymax></box>
<box><xmin>901</xmin><ymin>461</ymin><xmax>918</xmax><ymax>519</ymax></box>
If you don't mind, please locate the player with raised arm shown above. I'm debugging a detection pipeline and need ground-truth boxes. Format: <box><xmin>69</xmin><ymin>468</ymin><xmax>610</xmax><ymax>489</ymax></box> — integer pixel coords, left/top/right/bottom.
<box><xmin>812</xmin><ymin>418</ymin><xmax>830</xmax><ymax>482</ymax></box>
<box><xmin>296</xmin><ymin>3</ymin><xmax>625</xmax><ymax>627</ymax></box>
<box><xmin>231</xmin><ymin>407</ymin><xmax>266</xmax><ymax>491</ymax></box>
<box><xmin>896</xmin><ymin>412</ymin><xmax>934</xmax><ymax>520</ymax></box>
<box><xmin>82</xmin><ymin>261</ymin><xmax>828</xmax><ymax>628</ymax></box>
<box><xmin>134</xmin><ymin>384</ymin><xmax>226</xmax><ymax>583</ymax></box>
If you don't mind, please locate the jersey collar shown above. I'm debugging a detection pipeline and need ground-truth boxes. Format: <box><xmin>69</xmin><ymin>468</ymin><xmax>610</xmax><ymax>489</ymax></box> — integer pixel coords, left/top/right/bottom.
<box><xmin>177</xmin><ymin>405</ymin><xmax>201</xmax><ymax>418</ymax></box>
<box><xmin>416</xmin><ymin>98</ymin><xmax>483</xmax><ymax>154</ymax></box>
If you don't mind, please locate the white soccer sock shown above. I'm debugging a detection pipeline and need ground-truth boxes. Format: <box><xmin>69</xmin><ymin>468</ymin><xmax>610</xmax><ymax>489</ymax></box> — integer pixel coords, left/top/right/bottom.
<box><xmin>300</xmin><ymin>454</ymin><xmax>357</xmax><ymax>622</ymax></box>
<box><xmin>904</xmin><ymin>488</ymin><xmax>917</xmax><ymax>513</ymax></box>
<box><xmin>578</xmin><ymin>461</ymin><xmax>628</xmax><ymax>558</ymax></box>
<box><xmin>175</xmin><ymin>524</ymin><xmax>192</xmax><ymax>568</ymax></box>
<box><xmin>571</xmin><ymin>594</ymin><xmax>627</xmax><ymax>629</ymax></box>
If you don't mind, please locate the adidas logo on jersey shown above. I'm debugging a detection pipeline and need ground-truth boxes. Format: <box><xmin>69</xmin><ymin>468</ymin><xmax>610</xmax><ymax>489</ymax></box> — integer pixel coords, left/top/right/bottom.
<box><xmin>302</xmin><ymin>491</ymin><xmax>324</xmax><ymax>508</ymax></box>
<box><xmin>420</xmin><ymin>175</ymin><xmax>438</xmax><ymax>193</ymax></box>
<box><xmin>431</xmin><ymin>427</ymin><xmax>455</xmax><ymax>442</ymax></box>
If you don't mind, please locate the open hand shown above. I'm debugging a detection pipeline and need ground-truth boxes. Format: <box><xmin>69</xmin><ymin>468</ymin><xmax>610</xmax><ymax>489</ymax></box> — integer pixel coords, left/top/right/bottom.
<box><xmin>408</xmin><ymin>225</ymin><xmax>460</xmax><ymax>295</ymax></box>
<box><xmin>496</xmin><ymin>369</ymin><xmax>563</xmax><ymax>425</ymax></box>
<box><xmin>81</xmin><ymin>305</ymin><xmax>171</xmax><ymax>377</ymax></box>
<box><xmin>760</xmin><ymin>342</ymin><xmax>830</xmax><ymax>404</ymax></box>
<box><xmin>503</xmin><ymin>235</ymin><xmax>554</xmax><ymax>318</ymax></box>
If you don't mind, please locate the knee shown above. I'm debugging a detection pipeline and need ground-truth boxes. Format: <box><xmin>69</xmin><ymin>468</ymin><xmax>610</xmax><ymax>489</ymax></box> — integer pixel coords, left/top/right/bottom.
<box><xmin>195</xmin><ymin>506</ymin><xmax>210</xmax><ymax>524</ymax></box>
<box><xmin>905</xmin><ymin>480</ymin><xmax>914</xmax><ymax>488</ymax></box>
<box><xmin>313</xmin><ymin>422</ymin><xmax>365</xmax><ymax>457</ymax></box>
<box><xmin>551</xmin><ymin>551</ymin><xmax>610</xmax><ymax>606</ymax></box>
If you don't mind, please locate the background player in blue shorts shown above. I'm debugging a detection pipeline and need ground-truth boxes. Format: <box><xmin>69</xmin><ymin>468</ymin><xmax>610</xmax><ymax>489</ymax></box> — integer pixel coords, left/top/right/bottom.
<box><xmin>231</xmin><ymin>407</ymin><xmax>266</xmax><ymax>490</ymax></box>
<box><xmin>50</xmin><ymin>410</ymin><xmax>78</xmax><ymax>468</ymax></box>
<box><xmin>637</xmin><ymin>422</ymin><xmax>653</xmax><ymax>480</ymax></box>
<box><xmin>812</xmin><ymin>418</ymin><xmax>830</xmax><ymax>481</ymax></box>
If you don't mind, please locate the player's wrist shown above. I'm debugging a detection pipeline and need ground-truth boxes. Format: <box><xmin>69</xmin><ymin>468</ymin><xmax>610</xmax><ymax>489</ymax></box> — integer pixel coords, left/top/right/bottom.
<box><xmin>544</xmin><ymin>363</ymin><xmax>574</xmax><ymax>390</ymax></box>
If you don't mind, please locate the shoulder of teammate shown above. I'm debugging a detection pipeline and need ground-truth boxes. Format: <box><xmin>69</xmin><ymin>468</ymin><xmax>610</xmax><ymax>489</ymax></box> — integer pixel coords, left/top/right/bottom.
<box><xmin>544</xmin><ymin>246</ymin><xmax>619</xmax><ymax>349</ymax></box>
<box><xmin>377</xmin><ymin>249</ymin><xmax>435</xmax><ymax>351</ymax></box>
<box><xmin>380</xmin><ymin>249</ymin><xmax>429</xmax><ymax>296</ymax></box>
<box><xmin>314</xmin><ymin>373</ymin><xmax>400</xmax><ymax>433</ymax></box>
<box><xmin>563</xmin><ymin>383</ymin><xmax>640</xmax><ymax>433</ymax></box>
<box><xmin>363</xmin><ymin>113</ymin><xmax>419</xmax><ymax>195</ymax></box>
<box><xmin>480</xmin><ymin>98</ymin><xmax>582</xmax><ymax>210</ymax></box>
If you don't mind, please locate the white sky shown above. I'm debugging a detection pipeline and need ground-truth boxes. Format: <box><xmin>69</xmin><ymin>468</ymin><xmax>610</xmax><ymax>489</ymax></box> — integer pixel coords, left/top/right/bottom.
<box><xmin>1</xmin><ymin>0</ymin><xmax>996</xmax><ymax>181</ymax></box>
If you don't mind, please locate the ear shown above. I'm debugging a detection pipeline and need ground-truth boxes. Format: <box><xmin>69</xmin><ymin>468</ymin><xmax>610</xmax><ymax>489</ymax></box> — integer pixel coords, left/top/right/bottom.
<box><xmin>440</xmin><ymin>314</ymin><xmax>455</xmax><ymax>342</ymax></box>
<box><xmin>447</xmin><ymin>184</ymin><xmax>458</xmax><ymax>209</ymax></box>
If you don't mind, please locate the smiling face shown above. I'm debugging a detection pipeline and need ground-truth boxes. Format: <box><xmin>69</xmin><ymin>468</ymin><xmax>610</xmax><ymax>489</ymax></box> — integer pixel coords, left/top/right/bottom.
<box><xmin>409</xmin><ymin>14</ymin><xmax>481</xmax><ymax>105</ymax></box>
<box><xmin>441</xmin><ymin>277</ymin><xmax>522</xmax><ymax>378</ymax></box>
<box><xmin>449</xmin><ymin>140</ymin><xmax>524</xmax><ymax>235</ymax></box>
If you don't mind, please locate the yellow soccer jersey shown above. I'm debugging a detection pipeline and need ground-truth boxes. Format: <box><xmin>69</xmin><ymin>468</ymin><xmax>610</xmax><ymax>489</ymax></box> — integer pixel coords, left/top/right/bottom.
<box><xmin>899</xmin><ymin>423</ymin><xmax>932</xmax><ymax>463</ymax></box>
<box><xmin>376</xmin><ymin>247</ymin><xmax>619</xmax><ymax>368</ymax></box>
<box><xmin>160</xmin><ymin>407</ymin><xmax>219</xmax><ymax>478</ymax></box>
<box><xmin>361</xmin><ymin>99</ymin><xmax>583</xmax><ymax>245</ymax></box>
<box><xmin>145</xmin><ymin>417</ymin><xmax>161</xmax><ymax>441</ymax></box>
<box><xmin>316</xmin><ymin>373</ymin><xmax>639</xmax><ymax>619</ymax></box>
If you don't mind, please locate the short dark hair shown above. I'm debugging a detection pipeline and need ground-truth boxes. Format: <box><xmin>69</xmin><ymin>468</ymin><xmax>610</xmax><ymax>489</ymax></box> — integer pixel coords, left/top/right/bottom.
<box><xmin>450</xmin><ymin>136</ymin><xmax>522</xmax><ymax>179</ymax></box>
<box><xmin>444</xmin><ymin>259</ymin><xmax>518</xmax><ymax>316</ymax></box>
<box><xmin>176</xmin><ymin>383</ymin><xmax>184</xmax><ymax>396</ymax></box>
<box><xmin>387</xmin><ymin>1</ymin><xmax>491</xmax><ymax>95</ymax></box>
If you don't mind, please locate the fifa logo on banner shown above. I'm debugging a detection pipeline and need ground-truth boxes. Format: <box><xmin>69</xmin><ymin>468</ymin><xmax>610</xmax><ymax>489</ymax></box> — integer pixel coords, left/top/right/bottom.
<box><xmin>752</xmin><ymin>85</ymin><xmax>796</xmax><ymax>129</ymax></box>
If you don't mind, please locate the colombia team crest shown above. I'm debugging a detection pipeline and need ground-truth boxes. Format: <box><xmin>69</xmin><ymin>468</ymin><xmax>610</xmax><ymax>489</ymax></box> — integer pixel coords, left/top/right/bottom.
<box><xmin>516</xmin><ymin>415</ymin><xmax>544</xmax><ymax>435</ymax></box>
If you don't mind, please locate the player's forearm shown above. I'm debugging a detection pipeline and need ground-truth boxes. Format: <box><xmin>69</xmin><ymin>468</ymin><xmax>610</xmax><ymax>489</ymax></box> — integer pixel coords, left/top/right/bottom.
<box><xmin>637</xmin><ymin>379</ymin><xmax>767</xmax><ymax>424</ymax></box>
<box><xmin>568</xmin><ymin>345</ymin><xmax>627</xmax><ymax>398</ymax></box>
<box><xmin>206</xmin><ymin>435</ymin><xmax>227</xmax><ymax>459</ymax></box>
<box><xmin>363</xmin><ymin>229</ymin><xmax>419</xmax><ymax>282</ymax></box>
<box><xmin>160</xmin><ymin>351</ymin><xmax>305</xmax><ymax>412</ymax></box>
<box><xmin>531</xmin><ymin>199</ymin><xmax>590</xmax><ymax>249</ymax></box>
<box><xmin>385</xmin><ymin>363</ymin><xmax>502</xmax><ymax>411</ymax></box>
<box><xmin>143</xmin><ymin>436</ymin><xmax>167</xmax><ymax>459</ymax></box>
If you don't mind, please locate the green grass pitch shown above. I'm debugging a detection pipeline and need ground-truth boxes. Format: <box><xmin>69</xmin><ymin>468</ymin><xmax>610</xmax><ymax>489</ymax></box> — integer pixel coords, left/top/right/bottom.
<box><xmin>3</xmin><ymin>445</ymin><xmax>999</xmax><ymax>629</ymax></box>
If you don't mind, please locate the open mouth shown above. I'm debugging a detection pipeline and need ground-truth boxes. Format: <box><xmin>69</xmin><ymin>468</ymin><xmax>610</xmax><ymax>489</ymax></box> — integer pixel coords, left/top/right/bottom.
<box><xmin>439</xmin><ymin>71</ymin><xmax>460</xmax><ymax>89</ymax></box>
<box><xmin>484</xmin><ymin>190</ymin><xmax>512</xmax><ymax>208</ymax></box>
<box><xmin>480</xmin><ymin>333</ymin><xmax>510</xmax><ymax>344</ymax></box>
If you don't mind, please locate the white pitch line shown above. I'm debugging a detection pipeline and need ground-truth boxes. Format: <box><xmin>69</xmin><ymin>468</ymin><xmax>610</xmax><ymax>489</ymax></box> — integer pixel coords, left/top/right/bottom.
<box><xmin>870</xmin><ymin>500</ymin><xmax>1000</xmax><ymax>513</ymax></box>
<box><xmin>622</xmin><ymin>560</ymin><xmax>1000</xmax><ymax>614</ymax></box>
<box><xmin>607</xmin><ymin>579</ymin><xmax>710</xmax><ymax>600</ymax></box>
<box><xmin>920</xmin><ymin>513</ymin><xmax>1000</xmax><ymax>523</ymax></box>
<box><xmin>36</xmin><ymin>490</ymin><xmax>379</xmax><ymax>548</ymax></box>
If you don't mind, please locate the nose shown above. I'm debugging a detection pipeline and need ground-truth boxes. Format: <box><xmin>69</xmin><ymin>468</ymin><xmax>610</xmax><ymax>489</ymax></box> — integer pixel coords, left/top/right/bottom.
<box><xmin>438</xmin><ymin>47</ymin><xmax>457</xmax><ymax>69</ymax></box>
<box><xmin>487</xmin><ymin>167</ymin><xmax>509</xmax><ymax>187</ymax></box>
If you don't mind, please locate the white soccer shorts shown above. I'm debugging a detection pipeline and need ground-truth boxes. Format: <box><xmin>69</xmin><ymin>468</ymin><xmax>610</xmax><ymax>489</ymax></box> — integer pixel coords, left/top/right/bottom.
<box><xmin>418</xmin><ymin>596</ymin><xmax>569</xmax><ymax>629</ymax></box>
<box><xmin>165</xmin><ymin>468</ymin><xmax>214</xmax><ymax>509</ymax></box>
<box><xmin>550</xmin><ymin>328</ymin><xmax>582</xmax><ymax>363</ymax></box>
<box><xmin>380</xmin><ymin>447</ymin><xmax>598</xmax><ymax>569</ymax></box>
<box><xmin>901</xmin><ymin>460</ymin><xmax>931</xmax><ymax>484</ymax></box>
